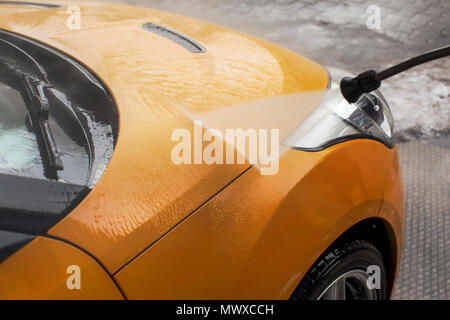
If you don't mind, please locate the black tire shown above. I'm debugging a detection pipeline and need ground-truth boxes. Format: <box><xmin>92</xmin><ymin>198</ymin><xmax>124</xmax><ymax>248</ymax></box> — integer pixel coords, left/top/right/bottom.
<box><xmin>291</xmin><ymin>240</ymin><xmax>387</xmax><ymax>300</ymax></box>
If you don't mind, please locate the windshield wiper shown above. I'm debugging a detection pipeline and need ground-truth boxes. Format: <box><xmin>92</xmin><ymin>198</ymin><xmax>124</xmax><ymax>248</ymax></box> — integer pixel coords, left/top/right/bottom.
<box><xmin>0</xmin><ymin>38</ymin><xmax>64</xmax><ymax>180</ymax></box>
<box><xmin>22</xmin><ymin>74</ymin><xmax>64</xmax><ymax>179</ymax></box>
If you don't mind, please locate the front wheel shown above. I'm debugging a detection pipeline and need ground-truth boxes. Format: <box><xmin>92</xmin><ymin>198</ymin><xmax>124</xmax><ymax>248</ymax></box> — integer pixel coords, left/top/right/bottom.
<box><xmin>291</xmin><ymin>240</ymin><xmax>387</xmax><ymax>300</ymax></box>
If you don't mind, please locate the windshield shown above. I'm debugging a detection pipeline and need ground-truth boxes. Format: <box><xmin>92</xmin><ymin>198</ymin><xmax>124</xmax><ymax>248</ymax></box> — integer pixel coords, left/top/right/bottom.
<box><xmin>0</xmin><ymin>29</ymin><xmax>118</xmax><ymax>234</ymax></box>
<box><xmin>0</xmin><ymin>63</ymin><xmax>90</xmax><ymax>185</ymax></box>
<box><xmin>0</xmin><ymin>80</ymin><xmax>43</xmax><ymax>176</ymax></box>
<box><xmin>0</xmin><ymin>29</ymin><xmax>118</xmax><ymax>188</ymax></box>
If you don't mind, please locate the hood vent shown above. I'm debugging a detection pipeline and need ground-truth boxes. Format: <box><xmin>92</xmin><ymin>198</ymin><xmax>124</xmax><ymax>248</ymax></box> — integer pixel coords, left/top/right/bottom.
<box><xmin>143</xmin><ymin>23</ymin><xmax>207</xmax><ymax>53</ymax></box>
<box><xmin>0</xmin><ymin>1</ymin><xmax>62</xmax><ymax>8</ymax></box>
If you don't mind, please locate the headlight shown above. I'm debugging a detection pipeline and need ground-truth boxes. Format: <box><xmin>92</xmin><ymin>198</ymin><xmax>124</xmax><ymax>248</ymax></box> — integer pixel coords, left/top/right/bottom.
<box><xmin>284</xmin><ymin>88</ymin><xmax>394</xmax><ymax>150</ymax></box>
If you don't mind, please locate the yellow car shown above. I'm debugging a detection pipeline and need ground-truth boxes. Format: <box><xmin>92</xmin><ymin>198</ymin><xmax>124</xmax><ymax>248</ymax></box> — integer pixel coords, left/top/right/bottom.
<box><xmin>0</xmin><ymin>0</ymin><xmax>404</xmax><ymax>300</ymax></box>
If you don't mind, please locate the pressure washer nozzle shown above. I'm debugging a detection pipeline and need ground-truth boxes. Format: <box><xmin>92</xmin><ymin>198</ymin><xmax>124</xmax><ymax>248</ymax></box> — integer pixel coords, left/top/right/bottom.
<box><xmin>340</xmin><ymin>70</ymin><xmax>381</xmax><ymax>104</ymax></box>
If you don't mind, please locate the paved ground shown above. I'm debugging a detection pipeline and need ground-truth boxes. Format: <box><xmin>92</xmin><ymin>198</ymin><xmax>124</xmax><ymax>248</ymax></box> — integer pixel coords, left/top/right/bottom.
<box><xmin>395</xmin><ymin>140</ymin><xmax>449</xmax><ymax>299</ymax></box>
<box><xmin>96</xmin><ymin>0</ymin><xmax>449</xmax><ymax>299</ymax></box>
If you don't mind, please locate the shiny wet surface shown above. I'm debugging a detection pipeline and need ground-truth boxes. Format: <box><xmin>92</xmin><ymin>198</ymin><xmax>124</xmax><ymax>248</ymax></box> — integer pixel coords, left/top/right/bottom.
<box><xmin>0</xmin><ymin>0</ymin><xmax>447</xmax><ymax>298</ymax></box>
<box><xmin>101</xmin><ymin>0</ymin><xmax>449</xmax><ymax>299</ymax></box>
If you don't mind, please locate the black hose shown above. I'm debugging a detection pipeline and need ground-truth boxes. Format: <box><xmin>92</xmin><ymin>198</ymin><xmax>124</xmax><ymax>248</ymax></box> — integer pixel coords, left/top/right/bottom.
<box><xmin>375</xmin><ymin>45</ymin><xmax>450</xmax><ymax>81</ymax></box>
<box><xmin>340</xmin><ymin>44</ymin><xmax>450</xmax><ymax>103</ymax></box>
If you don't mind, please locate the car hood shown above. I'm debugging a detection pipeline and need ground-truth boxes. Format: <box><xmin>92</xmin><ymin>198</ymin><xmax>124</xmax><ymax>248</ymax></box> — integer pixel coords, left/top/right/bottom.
<box><xmin>0</xmin><ymin>0</ymin><xmax>328</xmax><ymax>273</ymax></box>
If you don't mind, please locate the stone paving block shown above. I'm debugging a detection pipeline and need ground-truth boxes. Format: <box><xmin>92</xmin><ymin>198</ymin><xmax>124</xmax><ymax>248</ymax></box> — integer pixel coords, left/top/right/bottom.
<box><xmin>393</xmin><ymin>141</ymin><xmax>450</xmax><ymax>300</ymax></box>
<box><xmin>422</xmin><ymin>5</ymin><xmax>444</xmax><ymax>18</ymax></box>
<box><xmin>411</xmin><ymin>13</ymin><xmax>434</xmax><ymax>26</ymax></box>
